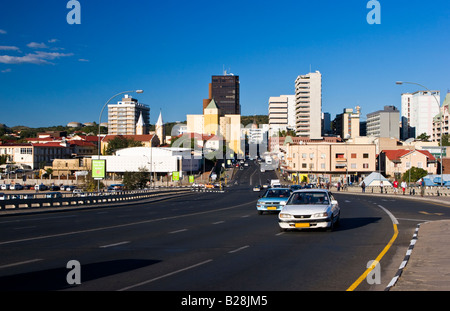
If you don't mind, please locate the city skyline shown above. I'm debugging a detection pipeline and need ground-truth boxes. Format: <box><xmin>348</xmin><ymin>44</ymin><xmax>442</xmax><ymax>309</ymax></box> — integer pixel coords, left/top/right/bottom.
<box><xmin>0</xmin><ymin>0</ymin><xmax>449</xmax><ymax>128</ymax></box>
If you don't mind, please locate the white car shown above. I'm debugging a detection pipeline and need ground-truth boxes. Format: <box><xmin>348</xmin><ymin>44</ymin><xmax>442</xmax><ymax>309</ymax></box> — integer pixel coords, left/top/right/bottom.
<box><xmin>278</xmin><ymin>189</ymin><xmax>340</xmax><ymax>231</ymax></box>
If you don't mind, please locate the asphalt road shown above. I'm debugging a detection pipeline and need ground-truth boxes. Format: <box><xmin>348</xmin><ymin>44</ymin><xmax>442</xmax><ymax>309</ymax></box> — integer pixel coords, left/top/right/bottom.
<box><xmin>0</xmin><ymin>160</ymin><xmax>449</xmax><ymax>296</ymax></box>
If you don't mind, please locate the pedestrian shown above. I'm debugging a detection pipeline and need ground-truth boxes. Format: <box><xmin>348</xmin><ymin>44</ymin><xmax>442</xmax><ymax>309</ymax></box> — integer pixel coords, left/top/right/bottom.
<box><xmin>420</xmin><ymin>179</ymin><xmax>425</xmax><ymax>197</ymax></box>
<box><xmin>337</xmin><ymin>181</ymin><xmax>341</xmax><ymax>191</ymax></box>
<box><xmin>401</xmin><ymin>180</ymin><xmax>407</xmax><ymax>195</ymax></box>
<box><xmin>361</xmin><ymin>181</ymin><xmax>366</xmax><ymax>193</ymax></box>
<box><xmin>393</xmin><ymin>179</ymin><xmax>398</xmax><ymax>194</ymax></box>
<box><xmin>380</xmin><ymin>180</ymin><xmax>384</xmax><ymax>193</ymax></box>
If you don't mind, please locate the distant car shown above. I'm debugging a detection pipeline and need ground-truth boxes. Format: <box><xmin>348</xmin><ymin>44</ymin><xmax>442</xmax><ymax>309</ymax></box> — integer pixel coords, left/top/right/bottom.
<box><xmin>10</xmin><ymin>184</ymin><xmax>23</xmax><ymax>190</ymax></box>
<box><xmin>253</xmin><ymin>185</ymin><xmax>261</xmax><ymax>192</ymax></box>
<box><xmin>278</xmin><ymin>189</ymin><xmax>340</xmax><ymax>231</ymax></box>
<box><xmin>45</xmin><ymin>192</ymin><xmax>62</xmax><ymax>199</ymax></box>
<box><xmin>256</xmin><ymin>188</ymin><xmax>292</xmax><ymax>215</ymax></box>
<box><xmin>1</xmin><ymin>184</ymin><xmax>10</xmax><ymax>190</ymax></box>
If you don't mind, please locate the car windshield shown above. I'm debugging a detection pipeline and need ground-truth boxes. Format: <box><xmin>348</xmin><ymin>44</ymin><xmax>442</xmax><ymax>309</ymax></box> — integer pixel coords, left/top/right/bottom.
<box><xmin>263</xmin><ymin>189</ymin><xmax>291</xmax><ymax>198</ymax></box>
<box><xmin>287</xmin><ymin>192</ymin><xmax>330</xmax><ymax>205</ymax></box>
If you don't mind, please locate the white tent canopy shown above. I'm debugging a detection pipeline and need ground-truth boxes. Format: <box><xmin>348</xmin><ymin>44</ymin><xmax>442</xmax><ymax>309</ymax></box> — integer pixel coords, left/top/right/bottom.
<box><xmin>360</xmin><ymin>172</ymin><xmax>392</xmax><ymax>187</ymax></box>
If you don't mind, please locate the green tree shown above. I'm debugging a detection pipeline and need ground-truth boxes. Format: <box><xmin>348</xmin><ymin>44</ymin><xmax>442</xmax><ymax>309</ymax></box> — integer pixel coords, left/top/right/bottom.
<box><xmin>441</xmin><ymin>134</ymin><xmax>450</xmax><ymax>146</ymax></box>
<box><xmin>402</xmin><ymin>167</ymin><xmax>428</xmax><ymax>183</ymax></box>
<box><xmin>417</xmin><ymin>132</ymin><xmax>430</xmax><ymax>142</ymax></box>
<box><xmin>122</xmin><ymin>167</ymin><xmax>150</xmax><ymax>190</ymax></box>
<box><xmin>105</xmin><ymin>136</ymin><xmax>143</xmax><ymax>155</ymax></box>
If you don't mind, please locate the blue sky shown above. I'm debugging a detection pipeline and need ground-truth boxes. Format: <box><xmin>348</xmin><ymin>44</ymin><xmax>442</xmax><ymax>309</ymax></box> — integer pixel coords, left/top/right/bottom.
<box><xmin>0</xmin><ymin>0</ymin><xmax>449</xmax><ymax>128</ymax></box>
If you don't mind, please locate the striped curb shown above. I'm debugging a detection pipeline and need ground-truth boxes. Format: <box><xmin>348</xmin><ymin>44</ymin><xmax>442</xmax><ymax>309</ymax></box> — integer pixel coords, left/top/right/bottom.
<box><xmin>385</xmin><ymin>223</ymin><xmax>421</xmax><ymax>291</ymax></box>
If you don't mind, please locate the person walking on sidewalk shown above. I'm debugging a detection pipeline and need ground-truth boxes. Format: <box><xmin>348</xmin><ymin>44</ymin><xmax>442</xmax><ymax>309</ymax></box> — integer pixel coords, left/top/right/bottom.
<box><xmin>401</xmin><ymin>180</ymin><xmax>407</xmax><ymax>195</ymax></box>
<box><xmin>420</xmin><ymin>179</ymin><xmax>425</xmax><ymax>197</ymax></box>
<box><xmin>393</xmin><ymin>179</ymin><xmax>399</xmax><ymax>194</ymax></box>
<box><xmin>361</xmin><ymin>181</ymin><xmax>366</xmax><ymax>193</ymax></box>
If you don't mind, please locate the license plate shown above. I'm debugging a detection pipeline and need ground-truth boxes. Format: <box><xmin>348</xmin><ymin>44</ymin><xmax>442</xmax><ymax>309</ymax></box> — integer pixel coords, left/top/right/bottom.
<box><xmin>267</xmin><ymin>206</ymin><xmax>277</xmax><ymax>210</ymax></box>
<box><xmin>295</xmin><ymin>223</ymin><xmax>310</xmax><ymax>228</ymax></box>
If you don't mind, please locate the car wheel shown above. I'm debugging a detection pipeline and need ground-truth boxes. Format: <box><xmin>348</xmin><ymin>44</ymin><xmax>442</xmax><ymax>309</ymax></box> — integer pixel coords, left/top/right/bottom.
<box><xmin>258</xmin><ymin>210</ymin><xmax>263</xmax><ymax>215</ymax></box>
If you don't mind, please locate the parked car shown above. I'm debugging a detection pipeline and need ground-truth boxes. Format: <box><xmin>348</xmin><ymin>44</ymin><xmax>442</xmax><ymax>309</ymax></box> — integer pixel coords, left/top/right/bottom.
<box><xmin>49</xmin><ymin>185</ymin><xmax>60</xmax><ymax>191</ymax></box>
<box><xmin>1</xmin><ymin>184</ymin><xmax>10</xmax><ymax>190</ymax></box>
<box><xmin>10</xmin><ymin>184</ymin><xmax>23</xmax><ymax>190</ymax></box>
<box><xmin>256</xmin><ymin>188</ymin><xmax>292</xmax><ymax>215</ymax></box>
<box><xmin>278</xmin><ymin>189</ymin><xmax>340</xmax><ymax>231</ymax></box>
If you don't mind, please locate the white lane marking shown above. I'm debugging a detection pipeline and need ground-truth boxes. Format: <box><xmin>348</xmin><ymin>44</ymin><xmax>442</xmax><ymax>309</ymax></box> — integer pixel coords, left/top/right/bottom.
<box><xmin>14</xmin><ymin>226</ymin><xmax>37</xmax><ymax>230</ymax></box>
<box><xmin>0</xmin><ymin>201</ymin><xmax>254</xmax><ymax>246</ymax></box>
<box><xmin>378</xmin><ymin>205</ymin><xmax>399</xmax><ymax>225</ymax></box>
<box><xmin>228</xmin><ymin>245</ymin><xmax>250</xmax><ymax>254</ymax></box>
<box><xmin>169</xmin><ymin>229</ymin><xmax>188</xmax><ymax>234</ymax></box>
<box><xmin>118</xmin><ymin>259</ymin><xmax>213</xmax><ymax>291</ymax></box>
<box><xmin>0</xmin><ymin>258</ymin><xmax>43</xmax><ymax>269</ymax></box>
<box><xmin>212</xmin><ymin>221</ymin><xmax>225</xmax><ymax>224</ymax></box>
<box><xmin>99</xmin><ymin>241</ymin><xmax>130</xmax><ymax>248</ymax></box>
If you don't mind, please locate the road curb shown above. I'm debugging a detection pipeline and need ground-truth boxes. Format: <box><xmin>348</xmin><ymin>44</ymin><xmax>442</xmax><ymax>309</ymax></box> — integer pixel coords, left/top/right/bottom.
<box><xmin>385</xmin><ymin>223</ymin><xmax>421</xmax><ymax>291</ymax></box>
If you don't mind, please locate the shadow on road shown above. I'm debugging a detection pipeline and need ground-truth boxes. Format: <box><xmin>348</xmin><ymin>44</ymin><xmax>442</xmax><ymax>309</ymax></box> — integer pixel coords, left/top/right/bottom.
<box><xmin>0</xmin><ymin>258</ymin><xmax>160</xmax><ymax>291</ymax></box>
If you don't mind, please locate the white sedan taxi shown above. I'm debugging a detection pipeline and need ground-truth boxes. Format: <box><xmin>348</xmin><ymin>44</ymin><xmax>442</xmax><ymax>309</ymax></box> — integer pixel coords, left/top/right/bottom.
<box><xmin>278</xmin><ymin>189</ymin><xmax>340</xmax><ymax>231</ymax></box>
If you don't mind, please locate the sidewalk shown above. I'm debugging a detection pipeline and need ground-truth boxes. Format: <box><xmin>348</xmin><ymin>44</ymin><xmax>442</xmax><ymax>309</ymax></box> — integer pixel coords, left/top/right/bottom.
<box><xmin>346</xmin><ymin>190</ymin><xmax>450</xmax><ymax>291</ymax></box>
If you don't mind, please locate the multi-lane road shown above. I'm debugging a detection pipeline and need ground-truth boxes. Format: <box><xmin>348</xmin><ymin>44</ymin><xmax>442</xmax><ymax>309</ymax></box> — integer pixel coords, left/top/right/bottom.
<box><xmin>0</xmin><ymin>160</ymin><xmax>449</xmax><ymax>296</ymax></box>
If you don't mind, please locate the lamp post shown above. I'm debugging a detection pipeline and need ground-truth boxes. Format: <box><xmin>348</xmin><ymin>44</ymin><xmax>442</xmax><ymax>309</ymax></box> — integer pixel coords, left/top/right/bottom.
<box><xmin>97</xmin><ymin>90</ymin><xmax>144</xmax><ymax>191</ymax></box>
<box><xmin>396</xmin><ymin>81</ymin><xmax>442</xmax><ymax>185</ymax></box>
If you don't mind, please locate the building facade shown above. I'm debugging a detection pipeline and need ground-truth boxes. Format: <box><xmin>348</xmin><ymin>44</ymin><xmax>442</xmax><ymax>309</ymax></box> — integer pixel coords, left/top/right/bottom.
<box><xmin>210</xmin><ymin>74</ymin><xmax>240</xmax><ymax>116</ymax></box>
<box><xmin>366</xmin><ymin>106</ymin><xmax>400</xmax><ymax>139</ymax></box>
<box><xmin>268</xmin><ymin>95</ymin><xmax>296</xmax><ymax>136</ymax></box>
<box><xmin>108</xmin><ymin>94</ymin><xmax>150</xmax><ymax>135</ymax></box>
<box><xmin>295</xmin><ymin>71</ymin><xmax>322</xmax><ymax>139</ymax></box>
<box><xmin>334</xmin><ymin>107</ymin><xmax>361</xmax><ymax>140</ymax></box>
<box><xmin>284</xmin><ymin>142</ymin><xmax>376</xmax><ymax>184</ymax></box>
<box><xmin>401</xmin><ymin>91</ymin><xmax>441</xmax><ymax>139</ymax></box>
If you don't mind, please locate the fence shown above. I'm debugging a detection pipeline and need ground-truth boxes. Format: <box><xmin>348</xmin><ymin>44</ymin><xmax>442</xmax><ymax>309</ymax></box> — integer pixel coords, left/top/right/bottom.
<box><xmin>0</xmin><ymin>188</ymin><xmax>192</xmax><ymax>211</ymax></box>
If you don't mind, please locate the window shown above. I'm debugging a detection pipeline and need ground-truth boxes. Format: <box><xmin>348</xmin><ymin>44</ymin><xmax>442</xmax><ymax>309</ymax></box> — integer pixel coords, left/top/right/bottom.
<box><xmin>351</xmin><ymin>163</ymin><xmax>357</xmax><ymax>169</ymax></box>
<box><xmin>363</xmin><ymin>153</ymin><xmax>369</xmax><ymax>158</ymax></box>
<box><xmin>336</xmin><ymin>153</ymin><xmax>345</xmax><ymax>159</ymax></box>
<box><xmin>363</xmin><ymin>163</ymin><xmax>369</xmax><ymax>169</ymax></box>
<box><xmin>302</xmin><ymin>163</ymin><xmax>307</xmax><ymax>168</ymax></box>
<box><xmin>351</xmin><ymin>153</ymin><xmax>357</xmax><ymax>158</ymax></box>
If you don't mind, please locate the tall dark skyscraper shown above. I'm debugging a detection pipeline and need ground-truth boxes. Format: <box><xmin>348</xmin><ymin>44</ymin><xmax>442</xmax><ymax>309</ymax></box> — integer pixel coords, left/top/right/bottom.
<box><xmin>210</xmin><ymin>74</ymin><xmax>240</xmax><ymax>116</ymax></box>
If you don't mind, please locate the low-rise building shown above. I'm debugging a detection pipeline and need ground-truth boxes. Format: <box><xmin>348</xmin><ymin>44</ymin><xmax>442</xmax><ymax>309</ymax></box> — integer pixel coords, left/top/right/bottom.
<box><xmin>284</xmin><ymin>142</ymin><xmax>376</xmax><ymax>184</ymax></box>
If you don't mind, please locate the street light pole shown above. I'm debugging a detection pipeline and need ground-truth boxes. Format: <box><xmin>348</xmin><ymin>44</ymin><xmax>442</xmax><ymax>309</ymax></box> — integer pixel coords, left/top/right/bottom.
<box><xmin>97</xmin><ymin>90</ymin><xmax>144</xmax><ymax>191</ymax></box>
<box><xmin>396</xmin><ymin>81</ymin><xmax>442</xmax><ymax>186</ymax></box>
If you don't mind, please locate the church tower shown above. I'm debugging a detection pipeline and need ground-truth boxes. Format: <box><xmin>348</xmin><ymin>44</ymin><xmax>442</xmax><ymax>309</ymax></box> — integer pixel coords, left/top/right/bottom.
<box><xmin>155</xmin><ymin>110</ymin><xmax>165</xmax><ymax>145</ymax></box>
<box><xmin>136</xmin><ymin>112</ymin><xmax>147</xmax><ymax>135</ymax></box>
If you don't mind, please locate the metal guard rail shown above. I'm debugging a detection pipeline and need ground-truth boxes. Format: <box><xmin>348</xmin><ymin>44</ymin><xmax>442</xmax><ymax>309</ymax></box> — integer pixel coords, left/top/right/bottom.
<box><xmin>0</xmin><ymin>188</ymin><xmax>191</xmax><ymax>211</ymax></box>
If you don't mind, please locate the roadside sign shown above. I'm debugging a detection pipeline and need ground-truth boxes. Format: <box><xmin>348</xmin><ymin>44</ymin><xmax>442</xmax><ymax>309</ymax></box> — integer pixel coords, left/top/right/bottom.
<box><xmin>92</xmin><ymin>159</ymin><xmax>106</xmax><ymax>180</ymax></box>
<box><xmin>172</xmin><ymin>171</ymin><xmax>180</xmax><ymax>181</ymax></box>
<box><xmin>189</xmin><ymin>175</ymin><xmax>195</xmax><ymax>183</ymax></box>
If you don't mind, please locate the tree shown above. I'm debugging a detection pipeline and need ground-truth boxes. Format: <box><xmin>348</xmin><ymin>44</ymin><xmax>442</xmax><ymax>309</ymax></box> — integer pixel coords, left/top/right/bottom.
<box><xmin>402</xmin><ymin>167</ymin><xmax>428</xmax><ymax>183</ymax></box>
<box><xmin>123</xmin><ymin>167</ymin><xmax>150</xmax><ymax>190</ymax></box>
<box><xmin>105</xmin><ymin>136</ymin><xmax>143</xmax><ymax>155</ymax></box>
<box><xmin>417</xmin><ymin>132</ymin><xmax>430</xmax><ymax>142</ymax></box>
<box><xmin>441</xmin><ymin>134</ymin><xmax>450</xmax><ymax>146</ymax></box>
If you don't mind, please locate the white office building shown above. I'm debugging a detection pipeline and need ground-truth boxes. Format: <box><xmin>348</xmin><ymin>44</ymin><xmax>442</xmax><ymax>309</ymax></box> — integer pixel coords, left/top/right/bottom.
<box><xmin>108</xmin><ymin>95</ymin><xmax>150</xmax><ymax>135</ymax></box>
<box><xmin>268</xmin><ymin>95</ymin><xmax>295</xmax><ymax>136</ymax></box>
<box><xmin>401</xmin><ymin>91</ymin><xmax>441</xmax><ymax>139</ymax></box>
<box><xmin>295</xmin><ymin>71</ymin><xmax>322</xmax><ymax>139</ymax></box>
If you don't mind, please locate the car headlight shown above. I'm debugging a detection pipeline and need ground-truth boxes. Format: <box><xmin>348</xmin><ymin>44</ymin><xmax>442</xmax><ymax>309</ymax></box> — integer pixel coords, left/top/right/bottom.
<box><xmin>313</xmin><ymin>212</ymin><xmax>329</xmax><ymax>218</ymax></box>
<box><xmin>279</xmin><ymin>213</ymin><xmax>293</xmax><ymax>219</ymax></box>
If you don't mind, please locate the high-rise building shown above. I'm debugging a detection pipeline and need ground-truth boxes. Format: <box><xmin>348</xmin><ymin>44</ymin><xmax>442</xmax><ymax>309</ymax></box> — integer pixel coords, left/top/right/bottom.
<box><xmin>401</xmin><ymin>91</ymin><xmax>441</xmax><ymax>139</ymax></box>
<box><xmin>295</xmin><ymin>71</ymin><xmax>322</xmax><ymax>139</ymax></box>
<box><xmin>208</xmin><ymin>74</ymin><xmax>240</xmax><ymax>116</ymax></box>
<box><xmin>268</xmin><ymin>95</ymin><xmax>295</xmax><ymax>136</ymax></box>
<box><xmin>108</xmin><ymin>94</ymin><xmax>150</xmax><ymax>135</ymax></box>
<box><xmin>334</xmin><ymin>107</ymin><xmax>361</xmax><ymax>139</ymax></box>
<box><xmin>366</xmin><ymin>106</ymin><xmax>400</xmax><ymax>139</ymax></box>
